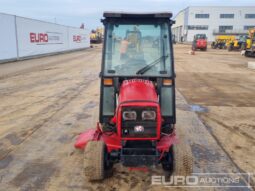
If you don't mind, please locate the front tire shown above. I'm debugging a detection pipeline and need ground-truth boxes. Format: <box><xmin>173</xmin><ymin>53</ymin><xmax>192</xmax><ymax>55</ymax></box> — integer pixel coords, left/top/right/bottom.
<box><xmin>84</xmin><ymin>141</ymin><xmax>107</xmax><ymax>181</ymax></box>
<box><xmin>161</xmin><ymin>146</ymin><xmax>174</xmax><ymax>174</ymax></box>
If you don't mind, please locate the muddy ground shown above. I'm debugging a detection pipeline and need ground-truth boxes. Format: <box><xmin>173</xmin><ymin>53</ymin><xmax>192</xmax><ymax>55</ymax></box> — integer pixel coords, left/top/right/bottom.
<box><xmin>0</xmin><ymin>44</ymin><xmax>254</xmax><ymax>191</ymax></box>
<box><xmin>175</xmin><ymin>44</ymin><xmax>255</xmax><ymax>181</ymax></box>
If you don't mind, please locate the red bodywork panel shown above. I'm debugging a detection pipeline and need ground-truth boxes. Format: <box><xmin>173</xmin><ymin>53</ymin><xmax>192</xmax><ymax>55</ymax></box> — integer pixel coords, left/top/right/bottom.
<box><xmin>75</xmin><ymin>79</ymin><xmax>176</xmax><ymax>153</ymax></box>
<box><xmin>75</xmin><ymin>127</ymin><xmax>177</xmax><ymax>153</ymax></box>
<box><xmin>196</xmin><ymin>39</ymin><xmax>207</xmax><ymax>48</ymax></box>
<box><xmin>118</xmin><ymin>79</ymin><xmax>158</xmax><ymax>103</ymax></box>
<box><xmin>74</xmin><ymin>125</ymin><xmax>122</xmax><ymax>152</ymax></box>
<box><xmin>117</xmin><ymin>79</ymin><xmax>161</xmax><ymax>140</ymax></box>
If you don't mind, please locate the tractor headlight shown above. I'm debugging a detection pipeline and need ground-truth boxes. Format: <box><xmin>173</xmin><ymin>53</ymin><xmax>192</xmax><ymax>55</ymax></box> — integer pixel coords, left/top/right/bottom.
<box><xmin>122</xmin><ymin>111</ymin><xmax>137</xmax><ymax>121</ymax></box>
<box><xmin>142</xmin><ymin>110</ymin><xmax>156</xmax><ymax>120</ymax></box>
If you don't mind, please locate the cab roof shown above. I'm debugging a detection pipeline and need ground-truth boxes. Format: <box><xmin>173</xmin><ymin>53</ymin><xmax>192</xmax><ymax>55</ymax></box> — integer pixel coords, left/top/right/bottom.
<box><xmin>103</xmin><ymin>12</ymin><xmax>173</xmax><ymax>19</ymax></box>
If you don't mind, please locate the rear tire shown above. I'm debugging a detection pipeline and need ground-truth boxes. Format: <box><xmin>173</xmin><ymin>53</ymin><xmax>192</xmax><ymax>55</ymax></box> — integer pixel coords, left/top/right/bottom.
<box><xmin>173</xmin><ymin>142</ymin><xmax>193</xmax><ymax>176</ymax></box>
<box><xmin>84</xmin><ymin>141</ymin><xmax>106</xmax><ymax>181</ymax></box>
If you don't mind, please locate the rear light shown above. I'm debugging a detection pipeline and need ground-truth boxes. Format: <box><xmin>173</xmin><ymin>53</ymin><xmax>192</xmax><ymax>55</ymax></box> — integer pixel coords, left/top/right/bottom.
<box><xmin>123</xmin><ymin>111</ymin><xmax>137</xmax><ymax>121</ymax></box>
<box><xmin>142</xmin><ymin>111</ymin><xmax>156</xmax><ymax>120</ymax></box>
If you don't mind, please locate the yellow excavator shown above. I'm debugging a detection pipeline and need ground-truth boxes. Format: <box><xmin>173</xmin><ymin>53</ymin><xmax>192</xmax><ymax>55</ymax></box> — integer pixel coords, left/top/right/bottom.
<box><xmin>90</xmin><ymin>28</ymin><xmax>104</xmax><ymax>44</ymax></box>
<box><xmin>228</xmin><ymin>35</ymin><xmax>248</xmax><ymax>51</ymax></box>
<box><xmin>211</xmin><ymin>35</ymin><xmax>235</xmax><ymax>49</ymax></box>
<box><xmin>244</xmin><ymin>28</ymin><xmax>255</xmax><ymax>57</ymax></box>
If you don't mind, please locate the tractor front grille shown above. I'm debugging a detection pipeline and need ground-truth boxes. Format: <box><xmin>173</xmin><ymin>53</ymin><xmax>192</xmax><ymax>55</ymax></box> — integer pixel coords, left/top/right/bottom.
<box><xmin>121</xmin><ymin>140</ymin><xmax>159</xmax><ymax>166</ymax></box>
<box><xmin>121</xmin><ymin>106</ymin><xmax>157</xmax><ymax>138</ymax></box>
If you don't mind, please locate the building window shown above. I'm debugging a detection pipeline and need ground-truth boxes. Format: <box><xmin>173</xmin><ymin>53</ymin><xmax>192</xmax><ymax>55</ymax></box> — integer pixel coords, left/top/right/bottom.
<box><xmin>195</xmin><ymin>14</ymin><xmax>209</xmax><ymax>19</ymax></box>
<box><xmin>244</xmin><ymin>26</ymin><xmax>255</xmax><ymax>30</ymax></box>
<box><xmin>245</xmin><ymin>14</ymin><xmax>255</xmax><ymax>18</ymax></box>
<box><xmin>220</xmin><ymin>14</ymin><xmax>234</xmax><ymax>18</ymax></box>
<box><xmin>219</xmin><ymin>26</ymin><xmax>233</xmax><ymax>32</ymax></box>
<box><xmin>188</xmin><ymin>25</ymin><xmax>209</xmax><ymax>30</ymax></box>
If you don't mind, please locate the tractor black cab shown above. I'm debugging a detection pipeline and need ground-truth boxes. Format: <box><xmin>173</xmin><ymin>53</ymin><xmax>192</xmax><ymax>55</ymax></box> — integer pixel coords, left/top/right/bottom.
<box><xmin>194</xmin><ymin>34</ymin><xmax>207</xmax><ymax>40</ymax></box>
<box><xmin>75</xmin><ymin>12</ymin><xmax>193</xmax><ymax>181</ymax></box>
<box><xmin>100</xmin><ymin>12</ymin><xmax>176</xmax><ymax>126</ymax></box>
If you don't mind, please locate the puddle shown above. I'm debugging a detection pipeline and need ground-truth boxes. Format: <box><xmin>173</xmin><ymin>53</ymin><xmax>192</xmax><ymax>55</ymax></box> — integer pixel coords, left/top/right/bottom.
<box><xmin>190</xmin><ymin>104</ymin><xmax>208</xmax><ymax>113</ymax></box>
<box><xmin>177</xmin><ymin>103</ymin><xmax>208</xmax><ymax>113</ymax></box>
<box><xmin>176</xmin><ymin>103</ymin><xmax>191</xmax><ymax>111</ymax></box>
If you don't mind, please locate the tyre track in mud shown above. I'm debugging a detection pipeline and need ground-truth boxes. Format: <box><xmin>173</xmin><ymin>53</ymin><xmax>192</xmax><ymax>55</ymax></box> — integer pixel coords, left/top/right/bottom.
<box><xmin>0</xmin><ymin>49</ymin><xmax>93</xmax><ymax>80</ymax></box>
<box><xmin>0</xmin><ymin>52</ymin><xmax>97</xmax><ymax>128</ymax></box>
<box><xmin>0</xmin><ymin>47</ymin><xmax>102</xmax><ymax>190</ymax></box>
<box><xmin>0</xmin><ymin>78</ymin><xmax>100</xmax><ymax>191</ymax></box>
<box><xmin>0</xmin><ymin>75</ymin><xmax>98</xmax><ymax>161</ymax></box>
<box><xmin>0</xmin><ymin>52</ymin><xmax>96</xmax><ymax>96</ymax></box>
<box><xmin>176</xmin><ymin>91</ymin><xmax>253</xmax><ymax>191</ymax></box>
<box><xmin>199</xmin><ymin>116</ymin><xmax>255</xmax><ymax>189</ymax></box>
<box><xmin>200</xmin><ymin>115</ymin><xmax>255</xmax><ymax>144</ymax></box>
<box><xmin>0</xmin><ymin>50</ymin><xmax>99</xmax><ymax>161</ymax></box>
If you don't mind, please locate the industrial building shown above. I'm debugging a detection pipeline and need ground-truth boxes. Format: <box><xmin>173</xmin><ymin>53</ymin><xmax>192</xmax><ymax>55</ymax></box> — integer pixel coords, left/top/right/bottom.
<box><xmin>172</xmin><ymin>6</ymin><xmax>255</xmax><ymax>42</ymax></box>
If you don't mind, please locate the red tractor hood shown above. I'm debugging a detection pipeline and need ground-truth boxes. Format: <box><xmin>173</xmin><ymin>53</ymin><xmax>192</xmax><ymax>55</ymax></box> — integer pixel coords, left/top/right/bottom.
<box><xmin>118</xmin><ymin>79</ymin><xmax>158</xmax><ymax>103</ymax></box>
<box><xmin>197</xmin><ymin>39</ymin><xmax>207</xmax><ymax>46</ymax></box>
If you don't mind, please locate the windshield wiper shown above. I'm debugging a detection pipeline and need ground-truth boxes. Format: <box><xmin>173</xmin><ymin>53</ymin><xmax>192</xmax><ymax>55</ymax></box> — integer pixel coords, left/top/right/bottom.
<box><xmin>136</xmin><ymin>55</ymin><xmax>168</xmax><ymax>75</ymax></box>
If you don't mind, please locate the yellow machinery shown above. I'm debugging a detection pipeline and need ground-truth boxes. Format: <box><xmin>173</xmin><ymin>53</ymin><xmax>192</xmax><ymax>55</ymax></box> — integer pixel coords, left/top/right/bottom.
<box><xmin>246</xmin><ymin>28</ymin><xmax>255</xmax><ymax>49</ymax></box>
<box><xmin>126</xmin><ymin>30</ymin><xmax>142</xmax><ymax>52</ymax></box>
<box><xmin>90</xmin><ymin>27</ymin><xmax>104</xmax><ymax>44</ymax></box>
<box><xmin>245</xmin><ymin>28</ymin><xmax>255</xmax><ymax>57</ymax></box>
<box><xmin>211</xmin><ymin>35</ymin><xmax>235</xmax><ymax>49</ymax></box>
<box><xmin>228</xmin><ymin>35</ymin><xmax>249</xmax><ymax>51</ymax></box>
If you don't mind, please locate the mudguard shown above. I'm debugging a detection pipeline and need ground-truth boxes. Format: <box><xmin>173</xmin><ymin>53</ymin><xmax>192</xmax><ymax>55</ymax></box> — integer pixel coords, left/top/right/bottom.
<box><xmin>74</xmin><ymin>128</ymin><xmax>100</xmax><ymax>149</ymax></box>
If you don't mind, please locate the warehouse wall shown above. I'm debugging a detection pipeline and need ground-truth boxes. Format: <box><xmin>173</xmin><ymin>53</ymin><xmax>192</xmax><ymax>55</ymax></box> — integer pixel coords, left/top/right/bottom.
<box><xmin>172</xmin><ymin>9</ymin><xmax>185</xmax><ymax>42</ymax></box>
<box><xmin>0</xmin><ymin>13</ymin><xmax>90</xmax><ymax>62</ymax></box>
<box><xmin>172</xmin><ymin>6</ymin><xmax>255</xmax><ymax>42</ymax></box>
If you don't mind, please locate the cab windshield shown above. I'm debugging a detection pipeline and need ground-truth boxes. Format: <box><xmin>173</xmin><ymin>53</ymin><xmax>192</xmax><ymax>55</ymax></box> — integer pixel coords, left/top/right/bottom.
<box><xmin>103</xmin><ymin>22</ymin><xmax>172</xmax><ymax>76</ymax></box>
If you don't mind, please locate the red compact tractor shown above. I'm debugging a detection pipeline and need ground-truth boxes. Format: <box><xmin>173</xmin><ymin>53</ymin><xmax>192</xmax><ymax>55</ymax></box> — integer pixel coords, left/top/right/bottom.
<box><xmin>75</xmin><ymin>12</ymin><xmax>193</xmax><ymax>181</ymax></box>
<box><xmin>192</xmin><ymin>34</ymin><xmax>207</xmax><ymax>51</ymax></box>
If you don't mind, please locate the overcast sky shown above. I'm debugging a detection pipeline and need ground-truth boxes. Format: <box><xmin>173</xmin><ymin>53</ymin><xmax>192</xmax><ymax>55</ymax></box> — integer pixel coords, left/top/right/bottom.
<box><xmin>0</xmin><ymin>0</ymin><xmax>254</xmax><ymax>30</ymax></box>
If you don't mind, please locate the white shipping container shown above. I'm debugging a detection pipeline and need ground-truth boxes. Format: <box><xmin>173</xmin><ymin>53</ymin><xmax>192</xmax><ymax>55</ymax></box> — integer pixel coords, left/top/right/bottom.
<box><xmin>0</xmin><ymin>13</ymin><xmax>90</xmax><ymax>62</ymax></box>
<box><xmin>0</xmin><ymin>13</ymin><xmax>17</xmax><ymax>60</ymax></box>
<box><xmin>16</xmin><ymin>17</ymin><xmax>69</xmax><ymax>57</ymax></box>
<box><xmin>68</xmin><ymin>27</ymin><xmax>90</xmax><ymax>50</ymax></box>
